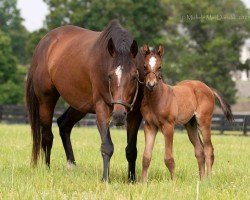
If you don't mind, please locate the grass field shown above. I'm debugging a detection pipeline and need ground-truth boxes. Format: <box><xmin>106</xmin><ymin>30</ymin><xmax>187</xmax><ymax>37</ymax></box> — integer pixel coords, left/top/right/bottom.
<box><xmin>0</xmin><ymin>124</ymin><xmax>250</xmax><ymax>200</ymax></box>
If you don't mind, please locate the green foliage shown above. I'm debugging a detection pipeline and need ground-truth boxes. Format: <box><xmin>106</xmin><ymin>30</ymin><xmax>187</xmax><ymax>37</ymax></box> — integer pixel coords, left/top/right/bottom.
<box><xmin>0</xmin><ymin>30</ymin><xmax>16</xmax><ymax>83</ymax></box>
<box><xmin>0</xmin><ymin>30</ymin><xmax>26</xmax><ymax>104</ymax></box>
<box><xmin>26</xmin><ymin>28</ymin><xmax>47</xmax><ymax>61</ymax></box>
<box><xmin>162</xmin><ymin>0</ymin><xmax>250</xmax><ymax>103</ymax></box>
<box><xmin>0</xmin><ymin>0</ymin><xmax>29</xmax><ymax>64</ymax></box>
<box><xmin>0</xmin><ymin>125</ymin><xmax>250</xmax><ymax>199</ymax></box>
<box><xmin>44</xmin><ymin>0</ymin><xmax>168</xmax><ymax>44</ymax></box>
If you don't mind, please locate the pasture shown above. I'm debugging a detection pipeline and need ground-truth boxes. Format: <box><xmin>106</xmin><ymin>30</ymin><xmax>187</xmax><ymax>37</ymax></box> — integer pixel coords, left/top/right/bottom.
<box><xmin>0</xmin><ymin>124</ymin><xmax>249</xmax><ymax>199</ymax></box>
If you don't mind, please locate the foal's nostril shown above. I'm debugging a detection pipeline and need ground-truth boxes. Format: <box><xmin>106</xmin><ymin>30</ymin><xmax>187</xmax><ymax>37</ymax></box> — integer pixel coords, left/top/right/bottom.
<box><xmin>123</xmin><ymin>111</ymin><xmax>127</xmax><ymax>116</ymax></box>
<box><xmin>147</xmin><ymin>83</ymin><xmax>155</xmax><ymax>91</ymax></box>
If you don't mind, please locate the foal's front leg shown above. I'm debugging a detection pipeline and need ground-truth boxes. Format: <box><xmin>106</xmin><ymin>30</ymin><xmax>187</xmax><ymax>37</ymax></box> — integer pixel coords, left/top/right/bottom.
<box><xmin>161</xmin><ymin>123</ymin><xmax>175</xmax><ymax>180</ymax></box>
<box><xmin>141</xmin><ymin>122</ymin><xmax>158</xmax><ymax>183</ymax></box>
<box><xmin>95</xmin><ymin>101</ymin><xmax>113</xmax><ymax>182</ymax></box>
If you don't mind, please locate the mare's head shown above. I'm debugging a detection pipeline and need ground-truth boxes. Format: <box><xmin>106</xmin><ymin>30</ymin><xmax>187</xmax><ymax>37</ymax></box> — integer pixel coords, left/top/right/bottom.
<box><xmin>142</xmin><ymin>44</ymin><xmax>164</xmax><ymax>91</ymax></box>
<box><xmin>106</xmin><ymin>34</ymin><xmax>140</xmax><ymax>126</ymax></box>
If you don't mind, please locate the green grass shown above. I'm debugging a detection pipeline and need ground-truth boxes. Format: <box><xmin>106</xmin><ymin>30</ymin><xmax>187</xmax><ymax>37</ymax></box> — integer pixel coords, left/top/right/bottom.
<box><xmin>0</xmin><ymin>124</ymin><xmax>250</xmax><ymax>200</ymax></box>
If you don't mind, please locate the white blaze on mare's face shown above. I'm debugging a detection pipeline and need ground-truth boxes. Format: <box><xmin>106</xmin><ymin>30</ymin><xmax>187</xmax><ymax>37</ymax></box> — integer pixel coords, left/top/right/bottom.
<box><xmin>149</xmin><ymin>56</ymin><xmax>157</xmax><ymax>70</ymax></box>
<box><xmin>115</xmin><ymin>65</ymin><xmax>123</xmax><ymax>87</ymax></box>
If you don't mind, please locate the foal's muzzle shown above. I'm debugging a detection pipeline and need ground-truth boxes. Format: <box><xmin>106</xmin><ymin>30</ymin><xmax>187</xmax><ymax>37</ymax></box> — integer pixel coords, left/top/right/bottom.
<box><xmin>112</xmin><ymin>110</ymin><xmax>127</xmax><ymax>126</ymax></box>
<box><xmin>146</xmin><ymin>81</ymin><xmax>156</xmax><ymax>91</ymax></box>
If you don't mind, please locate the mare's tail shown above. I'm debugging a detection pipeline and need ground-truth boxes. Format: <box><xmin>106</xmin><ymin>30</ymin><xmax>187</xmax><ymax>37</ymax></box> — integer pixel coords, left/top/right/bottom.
<box><xmin>26</xmin><ymin>68</ymin><xmax>41</xmax><ymax>166</ymax></box>
<box><xmin>211</xmin><ymin>88</ymin><xmax>234</xmax><ymax>123</ymax></box>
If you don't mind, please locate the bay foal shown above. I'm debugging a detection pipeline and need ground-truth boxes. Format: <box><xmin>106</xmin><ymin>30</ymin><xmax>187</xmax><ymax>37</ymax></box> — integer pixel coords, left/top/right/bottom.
<box><xmin>140</xmin><ymin>44</ymin><xmax>233</xmax><ymax>182</ymax></box>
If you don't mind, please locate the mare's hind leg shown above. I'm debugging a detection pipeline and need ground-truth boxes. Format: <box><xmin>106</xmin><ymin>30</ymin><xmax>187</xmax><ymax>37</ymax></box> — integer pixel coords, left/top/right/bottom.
<box><xmin>57</xmin><ymin>107</ymin><xmax>85</xmax><ymax>167</ymax></box>
<box><xmin>39</xmin><ymin>95</ymin><xmax>59</xmax><ymax>166</ymax></box>
<box><xmin>185</xmin><ymin>117</ymin><xmax>205</xmax><ymax>179</ymax></box>
<box><xmin>198</xmin><ymin>116</ymin><xmax>214</xmax><ymax>176</ymax></box>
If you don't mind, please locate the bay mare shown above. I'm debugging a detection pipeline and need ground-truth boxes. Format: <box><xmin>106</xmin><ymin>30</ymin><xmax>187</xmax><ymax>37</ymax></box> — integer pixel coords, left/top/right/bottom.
<box><xmin>140</xmin><ymin>44</ymin><xmax>233</xmax><ymax>182</ymax></box>
<box><xmin>26</xmin><ymin>20</ymin><xmax>144</xmax><ymax>182</ymax></box>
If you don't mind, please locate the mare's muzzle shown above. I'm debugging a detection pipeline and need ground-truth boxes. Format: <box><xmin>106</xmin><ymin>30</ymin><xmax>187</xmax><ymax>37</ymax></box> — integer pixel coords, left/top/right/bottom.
<box><xmin>108</xmin><ymin>79</ymin><xmax>139</xmax><ymax>126</ymax></box>
<box><xmin>112</xmin><ymin>110</ymin><xmax>127</xmax><ymax>126</ymax></box>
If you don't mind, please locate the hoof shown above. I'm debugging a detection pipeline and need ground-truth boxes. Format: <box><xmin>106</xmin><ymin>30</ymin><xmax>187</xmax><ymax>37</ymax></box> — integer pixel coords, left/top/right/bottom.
<box><xmin>66</xmin><ymin>161</ymin><xmax>76</xmax><ymax>169</ymax></box>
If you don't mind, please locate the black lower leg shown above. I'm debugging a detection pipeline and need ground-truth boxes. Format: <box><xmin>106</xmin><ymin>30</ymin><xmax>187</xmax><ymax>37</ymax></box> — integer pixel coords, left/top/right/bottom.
<box><xmin>41</xmin><ymin>129</ymin><xmax>54</xmax><ymax>167</ymax></box>
<box><xmin>100</xmin><ymin>133</ymin><xmax>114</xmax><ymax>182</ymax></box>
<box><xmin>126</xmin><ymin>147</ymin><xmax>137</xmax><ymax>182</ymax></box>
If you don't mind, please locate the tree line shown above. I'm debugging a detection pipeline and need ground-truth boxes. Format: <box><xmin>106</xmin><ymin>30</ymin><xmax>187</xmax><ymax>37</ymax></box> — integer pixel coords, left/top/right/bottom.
<box><xmin>0</xmin><ymin>0</ymin><xmax>250</xmax><ymax>104</ymax></box>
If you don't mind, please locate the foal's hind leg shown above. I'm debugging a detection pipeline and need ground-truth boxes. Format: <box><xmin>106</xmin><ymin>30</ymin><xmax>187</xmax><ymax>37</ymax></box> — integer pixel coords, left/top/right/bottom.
<box><xmin>39</xmin><ymin>95</ymin><xmax>59</xmax><ymax>166</ymax></box>
<box><xmin>185</xmin><ymin>117</ymin><xmax>205</xmax><ymax>179</ymax></box>
<box><xmin>198</xmin><ymin>117</ymin><xmax>214</xmax><ymax>176</ymax></box>
<box><xmin>57</xmin><ymin>107</ymin><xmax>85</xmax><ymax>167</ymax></box>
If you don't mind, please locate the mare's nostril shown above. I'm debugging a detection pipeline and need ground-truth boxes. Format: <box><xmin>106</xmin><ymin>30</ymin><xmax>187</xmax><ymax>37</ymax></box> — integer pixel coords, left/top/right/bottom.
<box><xmin>123</xmin><ymin>111</ymin><xmax>127</xmax><ymax>116</ymax></box>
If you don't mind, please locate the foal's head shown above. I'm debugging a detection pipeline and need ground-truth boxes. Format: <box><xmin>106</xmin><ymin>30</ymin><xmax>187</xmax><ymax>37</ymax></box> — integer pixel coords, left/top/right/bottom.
<box><xmin>143</xmin><ymin>44</ymin><xmax>164</xmax><ymax>91</ymax></box>
<box><xmin>107</xmin><ymin>38</ymin><xmax>140</xmax><ymax>126</ymax></box>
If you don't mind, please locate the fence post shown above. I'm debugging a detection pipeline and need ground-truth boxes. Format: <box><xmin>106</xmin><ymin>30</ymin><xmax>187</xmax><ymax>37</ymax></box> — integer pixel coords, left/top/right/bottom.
<box><xmin>0</xmin><ymin>105</ymin><xmax>2</xmax><ymax>122</ymax></box>
<box><xmin>243</xmin><ymin>116</ymin><xmax>247</xmax><ymax>136</ymax></box>
<box><xmin>220</xmin><ymin>115</ymin><xmax>225</xmax><ymax>134</ymax></box>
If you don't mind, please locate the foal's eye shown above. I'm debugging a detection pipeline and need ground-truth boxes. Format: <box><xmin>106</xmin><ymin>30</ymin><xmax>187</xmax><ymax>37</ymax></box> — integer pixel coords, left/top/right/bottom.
<box><xmin>132</xmin><ymin>76</ymin><xmax>137</xmax><ymax>81</ymax></box>
<box><xmin>158</xmin><ymin>66</ymin><xmax>161</xmax><ymax>69</ymax></box>
<box><xmin>108</xmin><ymin>74</ymin><xmax>112</xmax><ymax>80</ymax></box>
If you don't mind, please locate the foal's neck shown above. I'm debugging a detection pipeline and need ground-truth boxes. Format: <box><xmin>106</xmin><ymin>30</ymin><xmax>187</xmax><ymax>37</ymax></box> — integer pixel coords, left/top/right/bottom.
<box><xmin>144</xmin><ymin>80</ymin><xmax>165</xmax><ymax>102</ymax></box>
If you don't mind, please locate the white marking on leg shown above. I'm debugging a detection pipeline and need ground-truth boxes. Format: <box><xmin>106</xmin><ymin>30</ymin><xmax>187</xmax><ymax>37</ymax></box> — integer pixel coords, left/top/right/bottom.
<box><xmin>115</xmin><ymin>66</ymin><xmax>123</xmax><ymax>87</ymax></box>
<box><xmin>149</xmin><ymin>56</ymin><xmax>157</xmax><ymax>70</ymax></box>
<box><xmin>66</xmin><ymin>161</ymin><xmax>75</xmax><ymax>170</ymax></box>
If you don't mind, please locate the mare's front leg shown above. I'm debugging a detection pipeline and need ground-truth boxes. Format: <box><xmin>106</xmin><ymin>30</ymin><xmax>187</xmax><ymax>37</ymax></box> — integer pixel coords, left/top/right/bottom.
<box><xmin>161</xmin><ymin>123</ymin><xmax>175</xmax><ymax>180</ymax></box>
<box><xmin>95</xmin><ymin>101</ymin><xmax>113</xmax><ymax>182</ymax></box>
<box><xmin>141</xmin><ymin>122</ymin><xmax>158</xmax><ymax>183</ymax></box>
<box><xmin>126</xmin><ymin>111</ymin><xmax>142</xmax><ymax>182</ymax></box>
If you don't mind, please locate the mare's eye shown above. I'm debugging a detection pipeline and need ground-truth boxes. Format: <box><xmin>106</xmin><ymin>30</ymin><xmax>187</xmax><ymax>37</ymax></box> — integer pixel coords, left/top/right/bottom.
<box><xmin>132</xmin><ymin>75</ymin><xmax>137</xmax><ymax>81</ymax></box>
<box><xmin>108</xmin><ymin>74</ymin><xmax>112</xmax><ymax>80</ymax></box>
<box><xmin>158</xmin><ymin>66</ymin><xmax>161</xmax><ymax>69</ymax></box>
<box><xmin>144</xmin><ymin>65</ymin><xmax>147</xmax><ymax>69</ymax></box>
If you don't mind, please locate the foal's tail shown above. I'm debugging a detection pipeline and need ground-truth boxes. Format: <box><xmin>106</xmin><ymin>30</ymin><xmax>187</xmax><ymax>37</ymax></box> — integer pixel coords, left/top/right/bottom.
<box><xmin>211</xmin><ymin>88</ymin><xmax>234</xmax><ymax>123</ymax></box>
<box><xmin>26</xmin><ymin>68</ymin><xmax>41</xmax><ymax>166</ymax></box>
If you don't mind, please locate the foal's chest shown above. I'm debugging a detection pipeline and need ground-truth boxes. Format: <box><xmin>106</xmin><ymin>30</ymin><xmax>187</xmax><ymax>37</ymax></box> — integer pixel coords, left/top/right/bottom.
<box><xmin>141</xmin><ymin>102</ymin><xmax>170</xmax><ymax>127</ymax></box>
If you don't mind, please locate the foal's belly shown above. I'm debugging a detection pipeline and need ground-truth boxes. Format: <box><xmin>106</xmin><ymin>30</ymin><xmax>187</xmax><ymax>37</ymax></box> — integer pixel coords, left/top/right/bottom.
<box><xmin>173</xmin><ymin>86</ymin><xmax>197</xmax><ymax>125</ymax></box>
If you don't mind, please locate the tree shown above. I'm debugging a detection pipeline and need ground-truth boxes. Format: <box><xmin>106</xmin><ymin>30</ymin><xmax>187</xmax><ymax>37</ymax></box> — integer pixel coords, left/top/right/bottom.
<box><xmin>44</xmin><ymin>0</ymin><xmax>168</xmax><ymax>45</ymax></box>
<box><xmin>0</xmin><ymin>0</ymin><xmax>29</xmax><ymax>64</ymax></box>
<box><xmin>161</xmin><ymin>0</ymin><xmax>250</xmax><ymax>103</ymax></box>
<box><xmin>0</xmin><ymin>30</ymin><xmax>25</xmax><ymax>104</ymax></box>
<box><xmin>26</xmin><ymin>28</ymin><xmax>47</xmax><ymax>61</ymax></box>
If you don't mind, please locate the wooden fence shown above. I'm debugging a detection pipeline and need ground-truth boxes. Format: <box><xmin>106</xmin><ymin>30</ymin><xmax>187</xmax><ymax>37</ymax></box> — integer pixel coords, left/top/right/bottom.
<box><xmin>0</xmin><ymin>105</ymin><xmax>249</xmax><ymax>135</ymax></box>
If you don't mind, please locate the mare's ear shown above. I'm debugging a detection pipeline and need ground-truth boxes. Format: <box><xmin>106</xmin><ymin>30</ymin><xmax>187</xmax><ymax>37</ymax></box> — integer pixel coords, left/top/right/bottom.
<box><xmin>108</xmin><ymin>38</ymin><xmax>116</xmax><ymax>57</ymax></box>
<box><xmin>157</xmin><ymin>44</ymin><xmax>164</xmax><ymax>57</ymax></box>
<box><xmin>130</xmin><ymin>40</ymin><xmax>138</xmax><ymax>58</ymax></box>
<box><xmin>143</xmin><ymin>44</ymin><xmax>150</xmax><ymax>56</ymax></box>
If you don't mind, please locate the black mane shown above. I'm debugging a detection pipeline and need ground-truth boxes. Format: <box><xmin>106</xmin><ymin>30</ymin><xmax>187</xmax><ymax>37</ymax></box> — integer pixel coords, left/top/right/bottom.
<box><xmin>96</xmin><ymin>20</ymin><xmax>137</xmax><ymax>71</ymax></box>
<box><xmin>97</xmin><ymin>20</ymin><xmax>133</xmax><ymax>54</ymax></box>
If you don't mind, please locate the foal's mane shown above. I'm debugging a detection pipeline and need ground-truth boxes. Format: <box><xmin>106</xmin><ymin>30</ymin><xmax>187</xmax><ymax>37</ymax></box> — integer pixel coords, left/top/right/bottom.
<box><xmin>96</xmin><ymin>20</ymin><xmax>134</xmax><ymax>70</ymax></box>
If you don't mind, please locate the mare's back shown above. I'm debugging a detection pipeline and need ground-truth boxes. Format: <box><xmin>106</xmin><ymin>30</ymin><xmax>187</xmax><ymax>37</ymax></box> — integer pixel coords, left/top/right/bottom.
<box><xmin>33</xmin><ymin>25</ymin><xmax>100</xmax><ymax>69</ymax></box>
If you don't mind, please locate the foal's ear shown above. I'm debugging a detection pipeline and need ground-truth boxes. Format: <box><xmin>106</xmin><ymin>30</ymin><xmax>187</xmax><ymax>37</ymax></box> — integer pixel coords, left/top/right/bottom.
<box><xmin>130</xmin><ymin>40</ymin><xmax>138</xmax><ymax>58</ymax></box>
<box><xmin>157</xmin><ymin>44</ymin><xmax>164</xmax><ymax>57</ymax></box>
<box><xmin>143</xmin><ymin>44</ymin><xmax>150</xmax><ymax>56</ymax></box>
<box><xmin>108</xmin><ymin>38</ymin><xmax>116</xmax><ymax>57</ymax></box>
